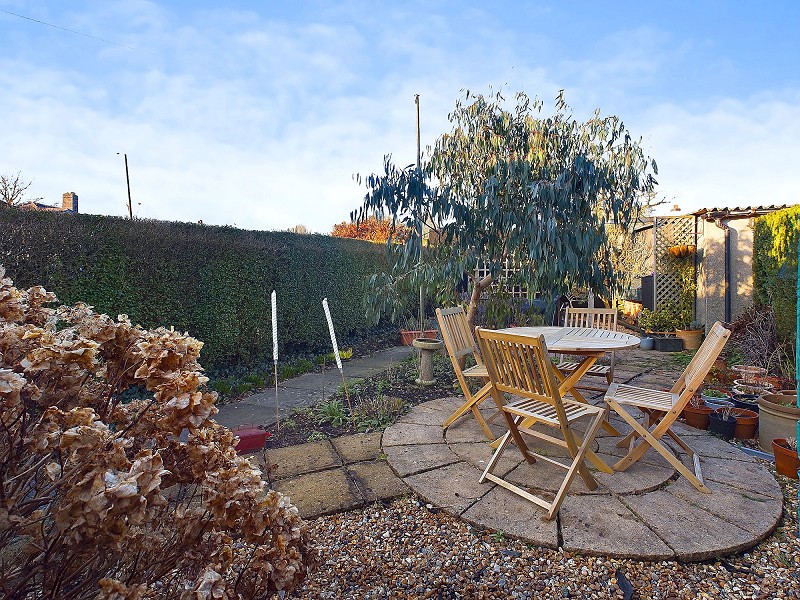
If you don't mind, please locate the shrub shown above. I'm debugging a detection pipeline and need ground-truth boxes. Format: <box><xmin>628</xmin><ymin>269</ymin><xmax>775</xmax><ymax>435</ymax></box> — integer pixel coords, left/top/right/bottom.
<box><xmin>0</xmin><ymin>266</ymin><xmax>319</xmax><ymax>598</ymax></box>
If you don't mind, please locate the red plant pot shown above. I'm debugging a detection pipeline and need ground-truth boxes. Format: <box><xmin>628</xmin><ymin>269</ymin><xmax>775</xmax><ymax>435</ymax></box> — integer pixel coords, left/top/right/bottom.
<box><xmin>772</xmin><ymin>438</ymin><xmax>800</xmax><ymax>479</ymax></box>
<box><xmin>399</xmin><ymin>329</ymin><xmax>438</xmax><ymax>346</ymax></box>
<box><xmin>682</xmin><ymin>402</ymin><xmax>712</xmax><ymax>430</ymax></box>
<box><xmin>730</xmin><ymin>408</ymin><xmax>759</xmax><ymax>440</ymax></box>
<box><xmin>233</xmin><ymin>425</ymin><xmax>271</xmax><ymax>454</ymax></box>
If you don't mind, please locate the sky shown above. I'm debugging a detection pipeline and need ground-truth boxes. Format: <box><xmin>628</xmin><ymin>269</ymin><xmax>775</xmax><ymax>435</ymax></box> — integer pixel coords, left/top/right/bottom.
<box><xmin>1</xmin><ymin>1</ymin><xmax>798</xmax><ymax>233</ymax></box>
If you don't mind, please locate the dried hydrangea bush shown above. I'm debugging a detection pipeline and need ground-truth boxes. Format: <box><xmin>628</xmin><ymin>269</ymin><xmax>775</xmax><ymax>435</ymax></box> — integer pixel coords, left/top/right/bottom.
<box><xmin>0</xmin><ymin>266</ymin><xmax>319</xmax><ymax>599</ymax></box>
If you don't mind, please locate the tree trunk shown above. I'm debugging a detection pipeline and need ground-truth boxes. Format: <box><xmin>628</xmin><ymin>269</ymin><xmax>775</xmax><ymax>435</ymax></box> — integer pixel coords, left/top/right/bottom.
<box><xmin>465</xmin><ymin>274</ymin><xmax>494</xmax><ymax>329</ymax></box>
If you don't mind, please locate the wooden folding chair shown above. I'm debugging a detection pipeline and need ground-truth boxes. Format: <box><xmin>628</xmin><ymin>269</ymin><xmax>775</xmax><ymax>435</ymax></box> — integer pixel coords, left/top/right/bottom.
<box><xmin>605</xmin><ymin>321</ymin><xmax>730</xmax><ymax>493</ymax></box>
<box><xmin>557</xmin><ymin>307</ymin><xmax>618</xmax><ymax>389</ymax></box>
<box><xmin>436</xmin><ymin>307</ymin><xmax>495</xmax><ymax>440</ymax></box>
<box><xmin>475</xmin><ymin>328</ymin><xmax>612</xmax><ymax>520</ymax></box>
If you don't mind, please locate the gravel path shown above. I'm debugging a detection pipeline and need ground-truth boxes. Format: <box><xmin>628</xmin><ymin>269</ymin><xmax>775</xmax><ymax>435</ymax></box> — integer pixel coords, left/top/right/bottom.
<box><xmin>280</xmin><ymin>464</ymin><xmax>798</xmax><ymax>599</ymax></box>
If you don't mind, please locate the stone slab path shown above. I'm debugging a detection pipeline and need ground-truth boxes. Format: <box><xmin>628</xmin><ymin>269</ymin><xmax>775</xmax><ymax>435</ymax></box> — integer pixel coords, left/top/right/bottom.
<box><xmin>383</xmin><ymin>396</ymin><xmax>783</xmax><ymax>561</ymax></box>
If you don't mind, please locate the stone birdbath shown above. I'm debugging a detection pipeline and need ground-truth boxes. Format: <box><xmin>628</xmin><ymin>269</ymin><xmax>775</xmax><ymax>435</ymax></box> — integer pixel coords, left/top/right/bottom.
<box><xmin>412</xmin><ymin>337</ymin><xmax>443</xmax><ymax>385</ymax></box>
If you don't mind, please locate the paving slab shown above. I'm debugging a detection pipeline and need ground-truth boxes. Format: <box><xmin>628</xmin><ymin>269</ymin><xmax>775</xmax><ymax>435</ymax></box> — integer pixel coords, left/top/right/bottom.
<box><xmin>260</xmin><ymin>439</ymin><xmax>341</xmax><ymax>480</ymax></box>
<box><xmin>382</xmin><ymin>422</ymin><xmax>445</xmax><ymax>446</ymax></box>
<box><xmin>461</xmin><ymin>486</ymin><xmax>559</xmax><ymax>549</ymax></box>
<box><xmin>331</xmin><ymin>431</ymin><xmax>382</xmax><ymax>463</ymax></box>
<box><xmin>448</xmin><ymin>441</ymin><xmax>522</xmax><ymax>478</ymax></box>
<box><xmin>559</xmin><ymin>494</ymin><xmax>674</xmax><ymax>560</ymax></box>
<box><xmin>700</xmin><ymin>456</ymin><xmax>784</xmax><ymax>499</ymax></box>
<box><xmin>405</xmin><ymin>461</ymin><xmax>493</xmax><ymax>514</ymax></box>
<box><xmin>272</xmin><ymin>467</ymin><xmax>362</xmax><ymax>518</ymax></box>
<box><xmin>348</xmin><ymin>460</ymin><xmax>409</xmax><ymax>503</ymax></box>
<box><xmin>383</xmin><ymin>443</ymin><xmax>461</xmax><ymax>477</ymax></box>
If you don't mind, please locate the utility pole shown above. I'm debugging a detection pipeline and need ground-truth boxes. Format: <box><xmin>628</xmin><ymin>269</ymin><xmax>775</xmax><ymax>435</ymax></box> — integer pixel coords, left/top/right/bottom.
<box><xmin>117</xmin><ymin>152</ymin><xmax>133</xmax><ymax>219</ymax></box>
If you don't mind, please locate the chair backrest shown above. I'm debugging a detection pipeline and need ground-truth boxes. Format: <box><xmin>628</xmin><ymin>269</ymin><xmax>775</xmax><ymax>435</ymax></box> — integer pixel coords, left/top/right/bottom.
<box><xmin>475</xmin><ymin>328</ymin><xmax>567</xmax><ymax>424</ymax></box>
<box><xmin>565</xmin><ymin>307</ymin><xmax>617</xmax><ymax>331</ymax></box>
<box><xmin>436</xmin><ymin>306</ymin><xmax>481</xmax><ymax>363</ymax></box>
<box><xmin>671</xmin><ymin>321</ymin><xmax>731</xmax><ymax>403</ymax></box>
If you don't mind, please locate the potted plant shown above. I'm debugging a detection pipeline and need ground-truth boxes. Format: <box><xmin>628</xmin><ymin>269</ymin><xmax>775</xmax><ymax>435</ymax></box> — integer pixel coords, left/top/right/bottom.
<box><xmin>730</xmin><ymin>407</ymin><xmax>758</xmax><ymax>440</ymax></box>
<box><xmin>708</xmin><ymin>406</ymin><xmax>736</xmax><ymax>440</ymax></box>
<box><xmin>758</xmin><ymin>393</ymin><xmax>800</xmax><ymax>452</ymax></box>
<box><xmin>637</xmin><ymin>304</ymin><xmax>684</xmax><ymax>352</ymax></box>
<box><xmin>682</xmin><ymin>396</ymin><xmax>712</xmax><ymax>430</ymax></box>
<box><xmin>700</xmin><ymin>388</ymin><xmax>734</xmax><ymax>411</ymax></box>
<box><xmin>772</xmin><ymin>437</ymin><xmax>799</xmax><ymax>479</ymax></box>
<box><xmin>675</xmin><ymin>320</ymin><xmax>704</xmax><ymax>351</ymax></box>
<box><xmin>399</xmin><ymin>315</ymin><xmax>438</xmax><ymax>346</ymax></box>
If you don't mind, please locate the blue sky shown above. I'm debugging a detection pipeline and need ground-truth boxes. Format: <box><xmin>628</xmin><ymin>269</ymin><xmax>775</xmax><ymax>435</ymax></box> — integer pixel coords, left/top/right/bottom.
<box><xmin>1</xmin><ymin>1</ymin><xmax>798</xmax><ymax>232</ymax></box>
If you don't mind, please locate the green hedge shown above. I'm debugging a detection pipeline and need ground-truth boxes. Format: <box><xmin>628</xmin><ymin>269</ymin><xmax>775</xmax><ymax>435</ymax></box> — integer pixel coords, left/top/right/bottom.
<box><xmin>753</xmin><ymin>205</ymin><xmax>800</xmax><ymax>344</ymax></box>
<box><xmin>0</xmin><ymin>210</ymin><xmax>388</xmax><ymax>372</ymax></box>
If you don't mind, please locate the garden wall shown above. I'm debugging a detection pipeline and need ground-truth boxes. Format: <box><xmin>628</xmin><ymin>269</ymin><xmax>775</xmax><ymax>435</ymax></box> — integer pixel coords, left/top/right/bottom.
<box><xmin>0</xmin><ymin>210</ymin><xmax>388</xmax><ymax>372</ymax></box>
<box><xmin>753</xmin><ymin>205</ymin><xmax>800</xmax><ymax>345</ymax></box>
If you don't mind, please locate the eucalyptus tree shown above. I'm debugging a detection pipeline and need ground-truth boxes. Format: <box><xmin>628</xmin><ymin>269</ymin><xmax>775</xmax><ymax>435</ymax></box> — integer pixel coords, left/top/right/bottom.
<box><xmin>354</xmin><ymin>90</ymin><xmax>658</xmax><ymax>326</ymax></box>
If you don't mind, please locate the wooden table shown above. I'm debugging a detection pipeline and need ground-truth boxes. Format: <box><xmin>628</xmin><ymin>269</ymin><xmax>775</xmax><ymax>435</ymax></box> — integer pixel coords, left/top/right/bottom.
<box><xmin>495</xmin><ymin>326</ymin><xmax>640</xmax><ymax>436</ymax></box>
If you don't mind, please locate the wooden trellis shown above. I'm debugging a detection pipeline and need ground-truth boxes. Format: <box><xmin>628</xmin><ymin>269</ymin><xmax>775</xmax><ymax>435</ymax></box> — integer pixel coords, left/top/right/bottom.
<box><xmin>654</xmin><ymin>216</ymin><xmax>695</xmax><ymax>312</ymax></box>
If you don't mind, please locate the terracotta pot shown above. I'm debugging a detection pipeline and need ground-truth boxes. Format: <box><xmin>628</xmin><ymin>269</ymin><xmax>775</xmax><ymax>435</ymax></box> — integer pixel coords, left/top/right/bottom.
<box><xmin>730</xmin><ymin>408</ymin><xmax>758</xmax><ymax>439</ymax></box>
<box><xmin>676</xmin><ymin>328</ymin><xmax>703</xmax><ymax>351</ymax></box>
<box><xmin>400</xmin><ymin>329</ymin><xmax>437</xmax><ymax>346</ymax></box>
<box><xmin>772</xmin><ymin>438</ymin><xmax>800</xmax><ymax>479</ymax></box>
<box><xmin>682</xmin><ymin>402</ymin><xmax>712</xmax><ymax>430</ymax></box>
<box><xmin>758</xmin><ymin>395</ymin><xmax>800</xmax><ymax>452</ymax></box>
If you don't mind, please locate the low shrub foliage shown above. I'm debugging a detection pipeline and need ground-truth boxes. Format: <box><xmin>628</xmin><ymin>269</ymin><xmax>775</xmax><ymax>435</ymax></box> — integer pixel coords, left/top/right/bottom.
<box><xmin>0</xmin><ymin>266</ymin><xmax>319</xmax><ymax>598</ymax></box>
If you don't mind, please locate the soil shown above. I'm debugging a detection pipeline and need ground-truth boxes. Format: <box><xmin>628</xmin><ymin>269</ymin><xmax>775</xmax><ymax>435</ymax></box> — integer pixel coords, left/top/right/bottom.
<box><xmin>264</xmin><ymin>354</ymin><xmax>458</xmax><ymax>448</ymax></box>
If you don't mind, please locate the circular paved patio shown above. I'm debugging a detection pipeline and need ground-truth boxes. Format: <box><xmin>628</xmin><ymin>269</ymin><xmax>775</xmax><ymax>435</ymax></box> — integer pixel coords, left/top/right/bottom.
<box><xmin>382</xmin><ymin>397</ymin><xmax>783</xmax><ymax>562</ymax></box>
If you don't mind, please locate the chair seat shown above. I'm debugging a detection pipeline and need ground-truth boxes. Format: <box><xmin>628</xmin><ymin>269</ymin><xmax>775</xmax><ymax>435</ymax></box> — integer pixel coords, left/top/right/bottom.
<box><xmin>503</xmin><ymin>396</ymin><xmax>604</xmax><ymax>426</ymax></box>
<box><xmin>557</xmin><ymin>360</ymin><xmax>611</xmax><ymax>377</ymax></box>
<box><xmin>605</xmin><ymin>383</ymin><xmax>679</xmax><ymax>412</ymax></box>
<box><xmin>463</xmin><ymin>364</ymin><xmax>488</xmax><ymax>378</ymax></box>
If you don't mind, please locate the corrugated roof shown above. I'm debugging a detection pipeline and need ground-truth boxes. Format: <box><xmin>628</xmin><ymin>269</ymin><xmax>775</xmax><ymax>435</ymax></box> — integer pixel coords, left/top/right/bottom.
<box><xmin>691</xmin><ymin>205</ymin><xmax>789</xmax><ymax>216</ymax></box>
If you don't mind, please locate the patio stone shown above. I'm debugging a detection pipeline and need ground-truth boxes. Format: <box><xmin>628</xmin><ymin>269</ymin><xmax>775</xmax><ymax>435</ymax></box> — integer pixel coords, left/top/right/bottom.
<box><xmin>405</xmin><ymin>461</ymin><xmax>492</xmax><ymax>514</ymax></box>
<box><xmin>623</xmin><ymin>490</ymin><xmax>759</xmax><ymax>561</ymax></box>
<box><xmin>382</xmin><ymin>422</ymin><xmax>445</xmax><ymax>446</ymax></box>
<box><xmin>348</xmin><ymin>460</ymin><xmax>409</xmax><ymax>503</ymax></box>
<box><xmin>383</xmin><ymin>443</ymin><xmax>461</xmax><ymax>477</ymax></box>
<box><xmin>272</xmin><ymin>467</ymin><xmax>361</xmax><ymax>518</ymax></box>
<box><xmin>260</xmin><ymin>439</ymin><xmax>341</xmax><ymax>480</ymax></box>
<box><xmin>331</xmin><ymin>431</ymin><xmax>382</xmax><ymax>463</ymax></box>
<box><xmin>559</xmin><ymin>495</ymin><xmax>674</xmax><ymax>560</ymax></box>
<box><xmin>461</xmin><ymin>486</ymin><xmax>559</xmax><ymax>549</ymax></box>
<box><xmin>448</xmin><ymin>441</ymin><xmax>523</xmax><ymax>478</ymax></box>
<box><xmin>701</xmin><ymin>456</ymin><xmax>783</xmax><ymax>499</ymax></box>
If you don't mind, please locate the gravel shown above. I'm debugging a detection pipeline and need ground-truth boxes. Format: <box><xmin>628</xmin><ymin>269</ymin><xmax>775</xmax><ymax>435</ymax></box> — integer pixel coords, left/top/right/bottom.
<box><xmin>279</xmin><ymin>464</ymin><xmax>798</xmax><ymax>599</ymax></box>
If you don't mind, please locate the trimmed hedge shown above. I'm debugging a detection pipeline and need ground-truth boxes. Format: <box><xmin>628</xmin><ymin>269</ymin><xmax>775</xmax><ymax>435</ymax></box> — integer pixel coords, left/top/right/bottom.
<box><xmin>0</xmin><ymin>210</ymin><xmax>387</xmax><ymax>371</ymax></box>
<box><xmin>753</xmin><ymin>205</ymin><xmax>800</xmax><ymax>345</ymax></box>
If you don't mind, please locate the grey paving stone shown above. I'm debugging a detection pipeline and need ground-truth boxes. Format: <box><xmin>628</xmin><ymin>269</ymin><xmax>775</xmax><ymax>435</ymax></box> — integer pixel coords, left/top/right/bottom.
<box><xmin>272</xmin><ymin>467</ymin><xmax>361</xmax><ymax>519</ymax></box>
<box><xmin>331</xmin><ymin>431</ymin><xmax>382</xmax><ymax>463</ymax></box>
<box><xmin>700</xmin><ymin>456</ymin><xmax>784</xmax><ymax>499</ymax></box>
<box><xmin>383</xmin><ymin>422</ymin><xmax>445</xmax><ymax>446</ymax></box>
<box><xmin>405</xmin><ymin>461</ymin><xmax>492</xmax><ymax>514</ymax></box>
<box><xmin>667</xmin><ymin>476</ymin><xmax>782</xmax><ymax>538</ymax></box>
<box><xmin>444</xmin><ymin>413</ymin><xmax>506</xmax><ymax>443</ymax></box>
<box><xmin>559</xmin><ymin>494</ymin><xmax>674</xmax><ymax>560</ymax></box>
<box><xmin>259</xmin><ymin>439</ymin><xmax>341</xmax><ymax>480</ymax></box>
<box><xmin>395</xmin><ymin>397</ymin><xmax>462</xmax><ymax>426</ymax></box>
<box><xmin>384</xmin><ymin>443</ymin><xmax>461</xmax><ymax>477</ymax></box>
<box><xmin>674</xmin><ymin>434</ymin><xmax>757</xmax><ymax>460</ymax></box>
<box><xmin>460</xmin><ymin>486</ymin><xmax>559</xmax><ymax>549</ymax></box>
<box><xmin>447</xmin><ymin>441</ymin><xmax>523</xmax><ymax>478</ymax></box>
<box><xmin>623</xmin><ymin>490</ymin><xmax>758</xmax><ymax>561</ymax></box>
<box><xmin>347</xmin><ymin>460</ymin><xmax>409</xmax><ymax>503</ymax></box>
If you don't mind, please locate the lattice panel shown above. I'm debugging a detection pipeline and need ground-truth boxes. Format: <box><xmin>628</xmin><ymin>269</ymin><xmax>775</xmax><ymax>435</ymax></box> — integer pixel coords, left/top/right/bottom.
<box><xmin>654</xmin><ymin>216</ymin><xmax>695</xmax><ymax>311</ymax></box>
<box><xmin>476</xmin><ymin>260</ymin><xmax>528</xmax><ymax>298</ymax></box>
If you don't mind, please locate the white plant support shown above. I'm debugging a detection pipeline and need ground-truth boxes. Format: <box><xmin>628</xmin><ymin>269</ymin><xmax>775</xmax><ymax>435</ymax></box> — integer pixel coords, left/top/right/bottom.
<box><xmin>272</xmin><ymin>290</ymin><xmax>279</xmax><ymax>432</ymax></box>
<box><xmin>323</xmin><ymin>298</ymin><xmax>352</xmax><ymax>416</ymax></box>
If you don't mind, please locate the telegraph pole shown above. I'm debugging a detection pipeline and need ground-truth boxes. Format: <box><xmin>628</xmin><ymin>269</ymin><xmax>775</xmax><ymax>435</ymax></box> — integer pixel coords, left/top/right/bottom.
<box><xmin>117</xmin><ymin>152</ymin><xmax>133</xmax><ymax>219</ymax></box>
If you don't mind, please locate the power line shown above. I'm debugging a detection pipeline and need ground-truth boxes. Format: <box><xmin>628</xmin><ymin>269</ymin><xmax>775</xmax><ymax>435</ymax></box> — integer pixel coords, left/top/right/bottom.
<box><xmin>0</xmin><ymin>8</ymin><xmax>168</xmax><ymax>59</ymax></box>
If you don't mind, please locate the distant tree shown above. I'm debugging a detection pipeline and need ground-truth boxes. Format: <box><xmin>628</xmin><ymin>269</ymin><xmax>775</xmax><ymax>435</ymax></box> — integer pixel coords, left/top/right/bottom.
<box><xmin>354</xmin><ymin>90</ymin><xmax>658</xmax><ymax>326</ymax></box>
<box><xmin>331</xmin><ymin>216</ymin><xmax>410</xmax><ymax>244</ymax></box>
<box><xmin>0</xmin><ymin>171</ymin><xmax>36</xmax><ymax>208</ymax></box>
<box><xmin>287</xmin><ymin>224</ymin><xmax>309</xmax><ymax>234</ymax></box>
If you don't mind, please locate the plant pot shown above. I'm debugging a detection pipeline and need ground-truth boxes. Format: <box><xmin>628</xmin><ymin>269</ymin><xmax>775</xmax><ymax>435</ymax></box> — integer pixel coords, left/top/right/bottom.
<box><xmin>639</xmin><ymin>336</ymin><xmax>654</xmax><ymax>351</ymax></box>
<box><xmin>682</xmin><ymin>402</ymin><xmax>712</xmax><ymax>430</ymax></box>
<box><xmin>676</xmin><ymin>328</ymin><xmax>703</xmax><ymax>351</ymax></box>
<box><xmin>758</xmin><ymin>395</ymin><xmax>800</xmax><ymax>452</ymax></box>
<box><xmin>700</xmin><ymin>392</ymin><xmax>734</xmax><ymax>411</ymax></box>
<box><xmin>400</xmin><ymin>329</ymin><xmax>437</xmax><ymax>346</ymax></box>
<box><xmin>708</xmin><ymin>410</ymin><xmax>736</xmax><ymax>440</ymax></box>
<box><xmin>731</xmin><ymin>394</ymin><xmax>760</xmax><ymax>413</ymax></box>
<box><xmin>653</xmin><ymin>336</ymin><xmax>683</xmax><ymax>352</ymax></box>
<box><xmin>772</xmin><ymin>438</ymin><xmax>800</xmax><ymax>479</ymax></box>
<box><xmin>730</xmin><ymin>408</ymin><xmax>758</xmax><ymax>440</ymax></box>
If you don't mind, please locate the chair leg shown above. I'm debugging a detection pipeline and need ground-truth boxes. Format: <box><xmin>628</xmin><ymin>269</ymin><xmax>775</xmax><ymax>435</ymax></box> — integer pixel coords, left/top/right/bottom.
<box><xmin>470</xmin><ymin>404</ymin><xmax>495</xmax><ymax>440</ymax></box>
<box><xmin>442</xmin><ymin>382</ymin><xmax>492</xmax><ymax>432</ymax></box>
<box><xmin>608</xmin><ymin>400</ymin><xmax>711</xmax><ymax>494</ymax></box>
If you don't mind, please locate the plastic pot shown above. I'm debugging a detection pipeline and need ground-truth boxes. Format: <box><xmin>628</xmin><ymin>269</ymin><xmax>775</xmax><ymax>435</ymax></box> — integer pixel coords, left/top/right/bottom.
<box><xmin>639</xmin><ymin>336</ymin><xmax>654</xmax><ymax>351</ymax></box>
<box><xmin>731</xmin><ymin>394</ymin><xmax>760</xmax><ymax>413</ymax></box>
<box><xmin>653</xmin><ymin>336</ymin><xmax>683</xmax><ymax>352</ymax></box>
<box><xmin>708</xmin><ymin>410</ymin><xmax>736</xmax><ymax>440</ymax></box>
<box><xmin>730</xmin><ymin>408</ymin><xmax>758</xmax><ymax>440</ymax></box>
<box><xmin>700</xmin><ymin>391</ymin><xmax>734</xmax><ymax>411</ymax></box>
<box><xmin>772</xmin><ymin>438</ymin><xmax>800</xmax><ymax>479</ymax></box>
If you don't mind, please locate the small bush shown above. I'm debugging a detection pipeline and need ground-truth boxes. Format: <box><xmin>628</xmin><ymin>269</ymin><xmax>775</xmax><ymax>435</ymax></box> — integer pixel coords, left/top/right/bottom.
<box><xmin>0</xmin><ymin>266</ymin><xmax>319</xmax><ymax>598</ymax></box>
